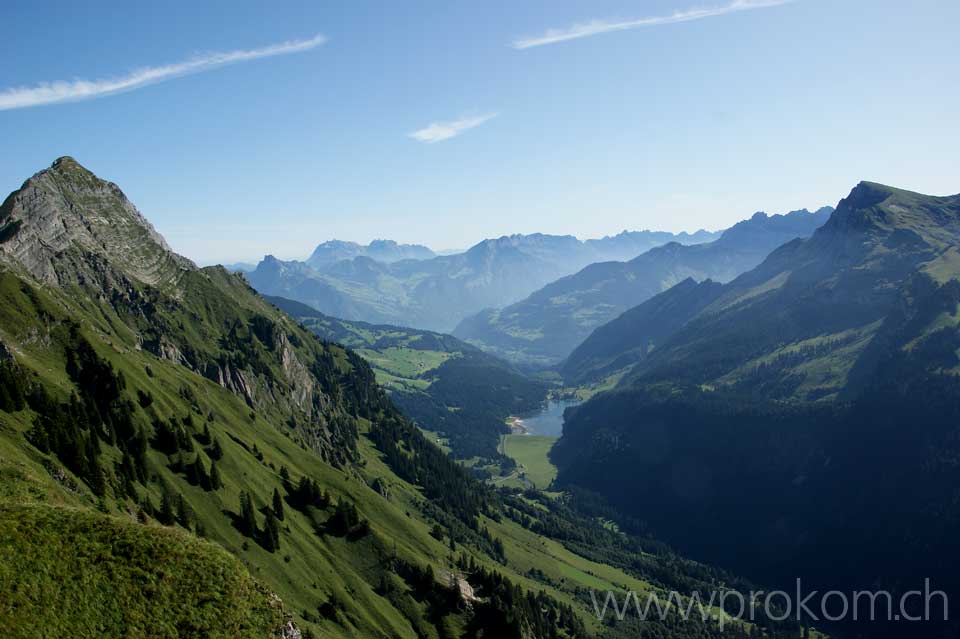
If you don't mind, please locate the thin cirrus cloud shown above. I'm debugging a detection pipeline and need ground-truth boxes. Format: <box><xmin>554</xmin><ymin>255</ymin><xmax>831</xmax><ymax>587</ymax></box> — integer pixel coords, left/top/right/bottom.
<box><xmin>408</xmin><ymin>113</ymin><xmax>499</xmax><ymax>144</ymax></box>
<box><xmin>511</xmin><ymin>0</ymin><xmax>793</xmax><ymax>49</ymax></box>
<box><xmin>0</xmin><ymin>33</ymin><xmax>327</xmax><ymax>111</ymax></box>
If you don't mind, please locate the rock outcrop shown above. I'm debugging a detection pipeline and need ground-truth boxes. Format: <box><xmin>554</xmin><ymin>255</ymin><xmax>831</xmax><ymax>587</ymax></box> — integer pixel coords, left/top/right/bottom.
<box><xmin>0</xmin><ymin>157</ymin><xmax>192</xmax><ymax>288</ymax></box>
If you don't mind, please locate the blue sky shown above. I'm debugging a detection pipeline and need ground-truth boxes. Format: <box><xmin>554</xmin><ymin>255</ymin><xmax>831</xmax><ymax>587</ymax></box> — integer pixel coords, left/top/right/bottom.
<box><xmin>1</xmin><ymin>1</ymin><xmax>957</xmax><ymax>264</ymax></box>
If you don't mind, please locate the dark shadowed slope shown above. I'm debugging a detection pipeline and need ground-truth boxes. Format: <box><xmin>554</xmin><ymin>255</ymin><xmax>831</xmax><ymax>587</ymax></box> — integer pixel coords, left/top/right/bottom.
<box><xmin>552</xmin><ymin>182</ymin><xmax>960</xmax><ymax>639</ymax></box>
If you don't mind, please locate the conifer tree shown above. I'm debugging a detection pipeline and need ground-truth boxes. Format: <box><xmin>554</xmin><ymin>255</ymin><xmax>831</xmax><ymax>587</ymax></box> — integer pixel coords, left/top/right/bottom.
<box><xmin>263</xmin><ymin>511</ymin><xmax>281</xmax><ymax>552</ymax></box>
<box><xmin>209</xmin><ymin>461</ymin><xmax>223</xmax><ymax>490</ymax></box>
<box><xmin>209</xmin><ymin>437</ymin><xmax>224</xmax><ymax>460</ymax></box>
<box><xmin>272</xmin><ymin>487</ymin><xmax>285</xmax><ymax>520</ymax></box>
<box><xmin>158</xmin><ymin>493</ymin><xmax>175</xmax><ymax>525</ymax></box>
<box><xmin>176</xmin><ymin>494</ymin><xmax>191</xmax><ymax>529</ymax></box>
<box><xmin>239</xmin><ymin>491</ymin><xmax>258</xmax><ymax>537</ymax></box>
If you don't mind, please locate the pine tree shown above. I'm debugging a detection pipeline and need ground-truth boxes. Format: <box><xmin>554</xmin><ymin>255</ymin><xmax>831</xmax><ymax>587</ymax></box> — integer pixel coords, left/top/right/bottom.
<box><xmin>117</xmin><ymin>451</ymin><xmax>137</xmax><ymax>498</ymax></box>
<box><xmin>186</xmin><ymin>454</ymin><xmax>211</xmax><ymax>490</ymax></box>
<box><xmin>131</xmin><ymin>428</ymin><xmax>149</xmax><ymax>483</ymax></box>
<box><xmin>272</xmin><ymin>488</ymin><xmax>285</xmax><ymax>520</ymax></box>
<box><xmin>239</xmin><ymin>491</ymin><xmax>257</xmax><ymax>538</ymax></box>
<box><xmin>209</xmin><ymin>461</ymin><xmax>223</xmax><ymax>490</ymax></box>
<box><xmin>0</xmin><ymin>361</ymin><xmax>27</xmax><ymax>412</ymax></box>
<box><xmin>185</xmin><ymin>455</ymin><xmax>199</xmax><ymax>484</ymax></box>
<box><xmin>263</xmin><ymin>511</ymin><xmax>281</xmax><ymax>552</ymax></box>
<box><xmin>87</xmin><ymin>457</ymin><xmax>107</xmax><ymax>497</ymax></box>
<box><xmin>158</xmin><ymin>493</ymin><xmax>175</xmax><ymax>525</ymax></box>
<box><xmin>84</xmin><ymin>435</ymin><xmax>106</xmax><ymax>496</ymax></box>
<box><xmin>176</xmin><ymin>494</ymin><xmax>191</xmax><ymax>529</ymax></box>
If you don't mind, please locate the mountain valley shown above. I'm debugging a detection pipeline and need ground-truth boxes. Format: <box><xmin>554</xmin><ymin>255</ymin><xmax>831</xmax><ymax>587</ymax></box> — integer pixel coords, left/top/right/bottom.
<box><xmin>0</xmin><ymin>158</ymin><xmax>800</xmax><ymax>639</ymax></box>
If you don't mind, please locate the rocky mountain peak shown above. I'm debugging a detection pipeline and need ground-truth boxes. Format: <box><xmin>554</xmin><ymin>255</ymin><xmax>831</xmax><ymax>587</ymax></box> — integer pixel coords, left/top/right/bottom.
<box><xmin>0</xmin><ymin>157</ymin><xmax>193</xmax><ymax>288</ymax></box>
<box><xmin>844</xmin><ymin>180</ymin><xmax>898</xmax><ymax>208</ymax></box>
<box><xmin>820</xmin><ymin>181</ymin><xmax>960</xmax><ymax>248</ymax></box>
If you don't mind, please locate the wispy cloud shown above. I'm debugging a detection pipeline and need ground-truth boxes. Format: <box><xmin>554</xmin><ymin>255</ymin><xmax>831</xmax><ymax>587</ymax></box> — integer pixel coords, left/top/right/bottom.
<box><xmin>512</xmin><ymin>0</ymin><xmax>792</xmax><ymax>49</ymax></box>
<box><xmin>408</xmin><ymin>113</ymin><xmax>499</xmax><ymax>144</ymax></box>
<box><xmin>0</xmin><ymin>33</ymin><xmax>327</xmax><ymax>111</ymax></box>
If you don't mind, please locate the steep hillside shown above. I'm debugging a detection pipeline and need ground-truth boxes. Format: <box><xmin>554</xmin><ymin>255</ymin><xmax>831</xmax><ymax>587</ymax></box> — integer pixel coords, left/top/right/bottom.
<box><xmin>0</xmin><ymin>159</ymin><xmax>803</xmax><ymax>639</ymax></box>
<box><xmin>614</xmin><ymin>182</ymin><xmax>960</xmax><ymax>400</ymax></box>
<box><xmin>455</xmin><ymin>208</ymin><xmax>831</xmax><ymax>369</ymax></box>
<box><xmin>561</xmin><ymin>278</ymin><xmax>725</xmax><ymax>386</ymax></box>
<box><xmin>248</xmin><ymin>230</ymin><xmax>719</xmax><ymax>333</ymax></box>
<box><xmin>266</xmin><ymin>295</ymin><xmax>547</xmax><ymax>461</ymax></box>
<box><xmin>552</xmin><ymin>182</ymin><xmax>960</xmax><ymax>638</ymax></box>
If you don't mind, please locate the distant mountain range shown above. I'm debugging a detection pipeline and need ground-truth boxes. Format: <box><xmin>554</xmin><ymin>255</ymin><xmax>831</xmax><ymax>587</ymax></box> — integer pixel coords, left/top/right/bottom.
<box><xmin>222</xmin><ymin>261</ymin><xmax>257</xmax><ymax>273</ymax></box>
<box><xmin>220</xmin><ymin>240</ymin><xmax>436</xmax><ymax>275</ymax></box>
<box><xmin>246</xmin><ymin>228</ymin><xmax>720</xmax><ymax>332</ymax></box>
<box><xmin>551</xmin><ymin>182</ymin><xmax>960</xmax><ymax>637</ymax></box>
<box><xmin>307</xmin><ymin>239</ymin><xmax>436</xmax><ymax>269</ymax></box>
<box><xmin>454</xmin><ymin>207</ymin><xmax>833</xmax><ymax>369</ymax></box>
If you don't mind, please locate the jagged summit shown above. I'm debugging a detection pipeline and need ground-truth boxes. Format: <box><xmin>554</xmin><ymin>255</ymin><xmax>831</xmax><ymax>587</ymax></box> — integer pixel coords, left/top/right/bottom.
<box><xmin>818</xmin><ymin>180</ymin><xmax>960</xmax><ymax>248</ymax></box>
<box><xmin>0</xmin><ymin>157</ymin><xmax>192</xmax><ymax>288</ymax></box>
<box><xmin>51</xmin><ymin>155</ymin><xmax>81</xmax><ymax>168</ymax></box>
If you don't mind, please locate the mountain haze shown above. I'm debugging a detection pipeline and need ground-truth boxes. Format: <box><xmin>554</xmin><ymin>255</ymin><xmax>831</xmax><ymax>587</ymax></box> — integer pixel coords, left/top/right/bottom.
<box><xmin>578</xmin><ymin>183</ymin><xmax>960</xmax><ymax>399</ymax></box>
<box><xmin>247</xmin><ymin>229</ymin><xmax>720</xmax><ymax>332</ymax></box>
<box><xmin>306</xmin><ymin>239</ymin><xmax>436</xmax><ymax>270</ymax></box>
<box><xmin>455</xmin><ymin>207</ymin><xmax>832</xmax><ymax>369</ymax></box>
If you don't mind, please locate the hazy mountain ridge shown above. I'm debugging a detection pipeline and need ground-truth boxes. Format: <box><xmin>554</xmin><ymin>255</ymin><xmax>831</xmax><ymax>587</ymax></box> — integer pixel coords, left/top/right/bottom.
<box><xmin>454</xmin><ymin>207</ymin><xmax>832</xmax><ymax>369</ymax></box>
<box><xmin>307</xmin><ymin>238</ymin><xmax>436</xmax><ymax>270</ymax></box>
<box><xmin>609</xmin><ymin>182</ymin><xmax>960</xmax><ymax>399</ymax></box>
<box><xmin>246</xmin><ymin>228</ymin><xmax>720</xmax><ymax>333</ymax></box>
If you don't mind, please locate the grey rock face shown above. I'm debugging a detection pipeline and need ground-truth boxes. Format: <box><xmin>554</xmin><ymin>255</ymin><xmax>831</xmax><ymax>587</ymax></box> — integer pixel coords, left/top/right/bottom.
<box><xmin>0</xmin><ymin>157</ymin><xmax>193</xmax><ymax>288</ymax></box>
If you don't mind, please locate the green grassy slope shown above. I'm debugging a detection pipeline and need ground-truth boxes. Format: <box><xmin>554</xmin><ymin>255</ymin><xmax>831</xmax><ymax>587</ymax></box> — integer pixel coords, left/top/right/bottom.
<box><xmin>0</xmin><ymin>264</ymin><xmax>565</xmax><ymax>638</ymax></box>
<box><xmin>0</xmin><ymin>503</ymin><xmax>277</xmax><ymax>639</ymax></box>
<box><xmin>0</xmin><ymin>288</ymin><xmax>766</xmax><ymax>637</ymax></box>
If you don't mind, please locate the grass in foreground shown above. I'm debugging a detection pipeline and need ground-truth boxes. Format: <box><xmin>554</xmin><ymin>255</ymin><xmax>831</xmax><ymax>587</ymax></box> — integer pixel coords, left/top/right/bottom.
<box><xmin>0</xmin><ymin>503</ymin><xmax>276</xmax><ymax>639</ymax></box>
